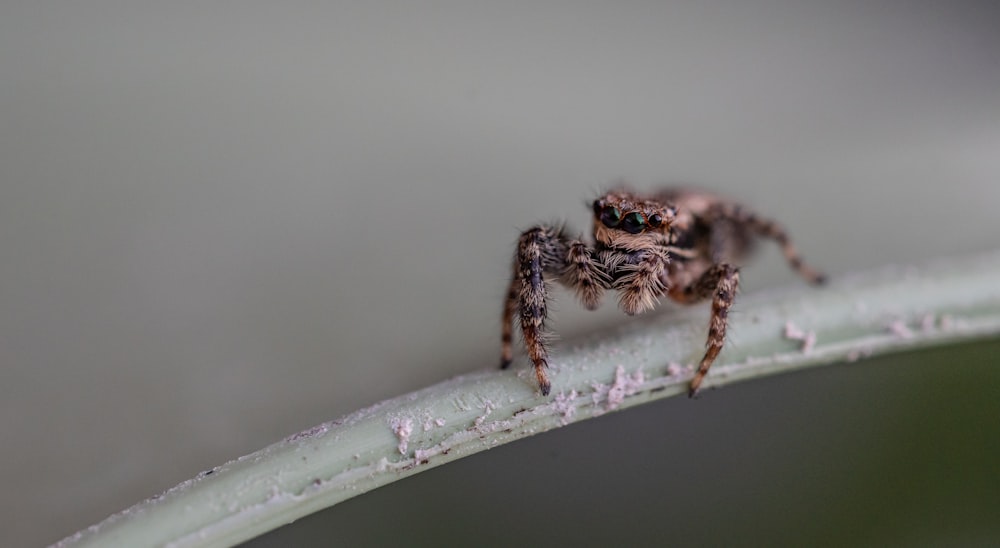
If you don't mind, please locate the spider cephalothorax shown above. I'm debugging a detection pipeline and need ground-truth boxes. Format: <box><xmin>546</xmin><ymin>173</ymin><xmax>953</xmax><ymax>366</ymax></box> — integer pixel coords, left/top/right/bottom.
<box><xmin>500</xmin><ymin>187</ymin><xmax>825</xmax><ymax>397</ymax></box>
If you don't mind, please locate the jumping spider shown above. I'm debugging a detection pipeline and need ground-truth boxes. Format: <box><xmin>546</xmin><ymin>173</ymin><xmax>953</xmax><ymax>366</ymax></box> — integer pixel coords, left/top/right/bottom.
<box><xmin>500</xmin><ymin>188</ymin><xmax>825</xmax><ymax>397</ymax></box>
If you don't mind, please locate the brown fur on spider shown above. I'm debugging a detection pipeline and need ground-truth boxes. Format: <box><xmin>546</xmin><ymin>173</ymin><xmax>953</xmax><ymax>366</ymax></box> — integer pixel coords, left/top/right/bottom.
<box><xmin>500</xmin><ymin>187</ymin><xmax>826</xmax><ymax>397</ymax></box>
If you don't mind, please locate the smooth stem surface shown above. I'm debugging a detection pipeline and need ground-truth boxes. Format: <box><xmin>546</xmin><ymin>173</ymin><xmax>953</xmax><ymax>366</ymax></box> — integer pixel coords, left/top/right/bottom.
<box><xmin>55</xmin><ymin>250</ymin><xmax>1000</xmax><ymax>548</ymax></box>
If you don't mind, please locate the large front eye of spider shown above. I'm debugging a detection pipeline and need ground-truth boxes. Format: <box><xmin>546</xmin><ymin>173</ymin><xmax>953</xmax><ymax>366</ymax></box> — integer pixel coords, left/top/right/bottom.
<box><xmin>622</xmin><ymin>212</ymin><xmax>646</xmax><ymax>233</ymax></box>
<box><xmin>600</xmin><ymin>205</ymin><xmax>622</xmax><ymax>227</ymax></box>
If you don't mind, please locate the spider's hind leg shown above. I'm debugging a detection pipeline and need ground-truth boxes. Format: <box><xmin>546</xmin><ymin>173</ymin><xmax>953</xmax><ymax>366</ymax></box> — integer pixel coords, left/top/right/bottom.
<box><xmin>714</xmin><ymin>203</ymin><xmax>826</xmax><ymax>285</ymax></box>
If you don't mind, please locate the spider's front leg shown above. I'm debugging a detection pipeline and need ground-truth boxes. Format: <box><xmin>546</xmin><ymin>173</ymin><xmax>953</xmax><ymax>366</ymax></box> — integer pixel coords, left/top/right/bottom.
<box><xmin>614</xmin><ymin>250</ymin><xmax>668</xmax><ymax>316</ymax></box>
<box><xmin>669</xmin><ymin>263</ymin><xmax>741</xmax><ymax>397</ymax></box>
<box><xmin>562</xmin><ymin>240</ymin><xmax>608</xmax><ymax>310</ymax></box>
<box><xmin>500</xmin><ymin>226</ymin><xmax>604</xmax><ymax>396</ymax></box>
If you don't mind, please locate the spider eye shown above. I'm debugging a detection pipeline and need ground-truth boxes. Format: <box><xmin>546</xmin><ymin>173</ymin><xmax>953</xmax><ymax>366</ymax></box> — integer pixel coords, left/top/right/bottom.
<box><xmin>600</xmin><ymin>206</ymin><xmax>622</xmax><ymax>227</ymax></box>
<box><xmin>592</xmin><ymin>199</ymin><xmax>603</xmax><ymax>216</ymax></box>
<box><xmin>648</xmin><ymin>213</ymin><xmax>663</xmax><ymax>228</ymax></box>
<box><xmin>622</xmin><ymin>212</ymin><xmax>646</xmax><ymax>234</ymax></box>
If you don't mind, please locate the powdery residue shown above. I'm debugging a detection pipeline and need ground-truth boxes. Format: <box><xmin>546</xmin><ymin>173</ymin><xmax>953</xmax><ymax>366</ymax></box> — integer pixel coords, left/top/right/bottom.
<box><xmin>784</xmin><ymin>321</ymin><xmax>816</xmax><ymax>354</ymax></box>
<box><xmin>552</xmin><ymin>390</ymin><xmax>578</xmax><ymax>425</ymax></box>
<box><xmin>920</xmin><ymin>313</ymin><xmax>936</xmax><ymax>333</ymax></box>
<box><xmin>605</xmin><ymin>365</ymin><xmax>645</xmax><ymax>411</ymax></box>
<box><xmin>846</xmin><ymin>347</ymin><xmax>874</xmax><ymax>362</ymax></box>
<box><xmin>389</xmin><ymin>417</ymin><xmax>414</xmax><ymax>455</ymax></box>
<box><xmin>939</xmin><ymin>314</ymin><xmax>955</xmax><ymax>331</ymax></box>
<box><xmin>283</xmin><ymin>422</ymin><xmax>331</xmax><ymax>443</ymax></box>
<box><xmin>473</xmin><ymin>400</ymin><xmax>496</xmax><ymax>428</ymax></box>
<box><xmin>666</xmin><ymin>362</ymin><xmax>684</xmax><ymax>377</ymax></box>
<box><xmin>591</xmin><ymin>381</ymin><xmax>609</xmax><ymax>407</ymax></box>
<box><xmin>887</xmin><ymin>319</ymin><xmax>914</xmax><ymax>339</ymax></box>
<box><xmin>421</xmin><ymin>414</ymin><xmax>446</xmax><ymax>432</ymax></box>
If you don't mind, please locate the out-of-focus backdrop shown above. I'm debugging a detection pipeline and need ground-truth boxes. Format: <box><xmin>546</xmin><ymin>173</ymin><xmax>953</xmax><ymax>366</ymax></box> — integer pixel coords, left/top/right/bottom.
<box><xmin>1</xmin><ymin>2</ymin><xmax>998</xmax><ymax>546</ymax></box>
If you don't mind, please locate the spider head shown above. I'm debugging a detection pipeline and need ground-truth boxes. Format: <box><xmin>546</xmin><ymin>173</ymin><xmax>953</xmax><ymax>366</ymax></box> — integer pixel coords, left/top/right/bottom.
<box><xmin>591</xmin><ymin>191</ymin><xmax>676</xmax><ymax>248</ymax></box>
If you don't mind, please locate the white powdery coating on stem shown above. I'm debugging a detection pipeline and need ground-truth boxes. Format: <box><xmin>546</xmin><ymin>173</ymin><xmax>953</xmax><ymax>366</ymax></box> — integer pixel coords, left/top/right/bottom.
<box><xmin>846</xmin><ymin>347</ymin><xmax>874</xmax><ymax>362</ymax></box>
<box><xmin>590</xmin><ymin>381</ymin><xmax>609</xmax><ymax>407</ymax></box>
<box><xmin>921</xmin><ymin>314</ymin><xmax>936</xmax><ymax>333</ymax></box>
<box><xmin>606</xmin><ymin>365</ymin><xmax>645</xmax><ymax>411</ymax></box>
<box><xmin>939</xmin><ymin>314</ymin><xmax>955</xmax><ymax>331</ymax></box>
<box><xmin>420</xmin><ymin>413</ymin><xmax>446</xmax><ymax>432</ymax></box>
<box><xmin>473</xmin><ymin>401</ymin><xmax>496</xmax><ymax>428</ymax></box>
<box><xmin>389</xmin><ymin>417</ymin><xmax>413</xmax><ymax>455</ymax></box>
<box><xmin>552</xmin><ymin>390</ymin><xmax>578</xmax><ymax>425</ymax></box>
<box><xmin>784</xmin><ymin>321</ymin><xmax>817</xmax><ymax>353</ymax></box>
<box><xmin>888</xmin><ymin>319</ymin><xmax>914</xmax><ymax>339</ymax></box>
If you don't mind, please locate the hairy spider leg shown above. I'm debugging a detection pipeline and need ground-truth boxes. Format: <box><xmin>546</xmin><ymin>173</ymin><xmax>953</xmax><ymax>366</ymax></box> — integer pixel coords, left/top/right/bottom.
<box><xmin>613</xmin><ymin>250</ymin><xmax>668</xmax><ymax>316</ymax></box>
<box><xmin>713</xmin><ymin>203</ymin><xmax>826</xmax><ymax>285</ymax></box>
<box><xmin>500</xmin><ymin>226</ymin><xmax>610</xmax><ymax>396</ymax></box>
<box><xmin>670</xmin><ymin>263</ymin><xmax>741</xmax><ymax>397</ymax></box>
<box><xmin>500</xmin><ymin>226</ymin><xmax>568</xmax><ymax>396</ymax></box>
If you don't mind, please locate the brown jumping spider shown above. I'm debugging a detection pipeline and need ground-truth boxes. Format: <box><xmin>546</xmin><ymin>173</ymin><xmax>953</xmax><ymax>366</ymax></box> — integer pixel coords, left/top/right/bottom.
<box><xmin>500</xmin><ymin>188</ymin><xmax>825</xmax><ymax>397</ymax></box>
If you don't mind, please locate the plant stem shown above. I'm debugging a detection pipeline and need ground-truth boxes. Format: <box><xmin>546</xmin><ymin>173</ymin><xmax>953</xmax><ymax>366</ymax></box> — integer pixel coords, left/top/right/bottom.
<box><xmin>55</xmin><ymin>250</ymin><xmax>1000</xmax><ymax>548</ymax></box>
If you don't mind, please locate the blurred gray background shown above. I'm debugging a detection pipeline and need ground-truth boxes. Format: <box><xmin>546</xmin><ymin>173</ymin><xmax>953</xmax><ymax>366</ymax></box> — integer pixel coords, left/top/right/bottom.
<box><xmin>1</xmin><ymin>2</ymin><xmax>998</xmax><ymax>546</ymax></box>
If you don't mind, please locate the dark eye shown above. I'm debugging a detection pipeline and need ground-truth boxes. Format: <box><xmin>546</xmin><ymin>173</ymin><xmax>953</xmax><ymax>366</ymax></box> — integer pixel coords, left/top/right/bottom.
<box><xmin>648</xmin><ymin>213</ymin><xmax>663</xmax><ymax>228</ymax></box>
<box><xmin>600</xmin><ymin>206</ymin><xmax>622</xmax><ymax>227</ymax></box>
<box><xmin>592</xmin><ymin>199</ymin><xmax>603</xmax><ymax>216</ymax></box>
<box><xmin>622</xmin><ymin>212</ymin><xmax>646</xmax><ymax>234</ymax></box>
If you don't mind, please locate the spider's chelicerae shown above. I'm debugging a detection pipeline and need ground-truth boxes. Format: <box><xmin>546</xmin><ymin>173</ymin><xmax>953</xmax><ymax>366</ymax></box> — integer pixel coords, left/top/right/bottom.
<box><xmin>500</xmin><ymin>187</ymin><xmax>825</xmax><ymax>397</ymax></box>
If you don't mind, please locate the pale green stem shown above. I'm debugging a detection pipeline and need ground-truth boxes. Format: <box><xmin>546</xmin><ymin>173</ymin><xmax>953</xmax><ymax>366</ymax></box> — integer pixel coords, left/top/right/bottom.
<box><xmin>56</xmin><ymin>250</ymin><xmax>1000</xmax><ymax>548</ymax></box>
